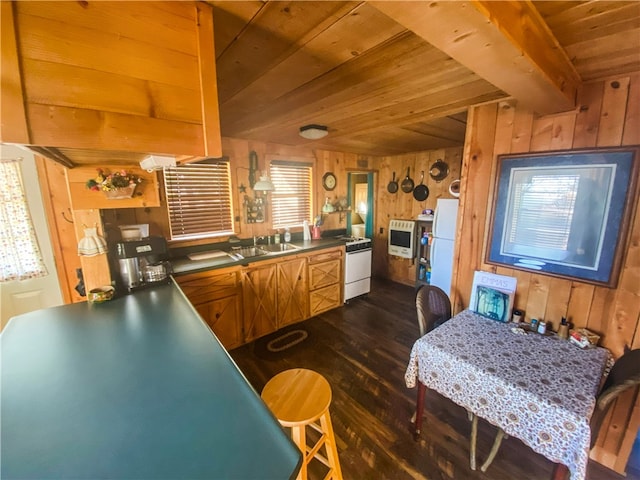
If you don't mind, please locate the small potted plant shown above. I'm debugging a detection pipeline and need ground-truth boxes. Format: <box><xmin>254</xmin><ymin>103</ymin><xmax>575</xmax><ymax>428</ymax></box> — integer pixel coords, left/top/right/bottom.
<box><xmin>86</xmin><ymin>168</ymin><xmax>143</xmax><ymax>199</ymax></box>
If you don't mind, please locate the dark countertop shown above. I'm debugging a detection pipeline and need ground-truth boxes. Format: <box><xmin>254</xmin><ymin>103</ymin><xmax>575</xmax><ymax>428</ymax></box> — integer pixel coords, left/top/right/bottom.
<box><xmin>171</xmin><ymin>236</ymin><xmax>347</xmax><ymax>275</ymax></box>
<box><xmin>1</xmin><ymin>281</ymin><xmax>301</xmax><ymax>479</ymax></box>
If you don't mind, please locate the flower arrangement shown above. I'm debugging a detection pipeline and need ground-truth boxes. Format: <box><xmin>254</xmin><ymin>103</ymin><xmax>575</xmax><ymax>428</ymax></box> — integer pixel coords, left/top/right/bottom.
<box><xmin>86</xmin><ymin>168</ymin><xmax>143</xmax><ymax>192</ymax></box>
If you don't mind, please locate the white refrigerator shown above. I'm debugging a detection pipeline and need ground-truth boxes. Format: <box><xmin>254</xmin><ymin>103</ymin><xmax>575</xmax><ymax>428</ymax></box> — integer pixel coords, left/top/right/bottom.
<box><xmin>429</xmin><ymin>199</ymin><xmax>459</xmax><ymax>296</ymax></box>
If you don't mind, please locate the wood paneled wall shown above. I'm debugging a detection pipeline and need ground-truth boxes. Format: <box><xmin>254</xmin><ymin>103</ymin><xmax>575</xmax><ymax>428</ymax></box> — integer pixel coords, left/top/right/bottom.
<box><xmin>371</xmin><ymin>147</ymin><xmax>463</xmax><ymax>283</ymax></box>
<box><xmin>452</xmin><ymin>74</ymin><xmax>640</xmax><ymax>474</ymax></box>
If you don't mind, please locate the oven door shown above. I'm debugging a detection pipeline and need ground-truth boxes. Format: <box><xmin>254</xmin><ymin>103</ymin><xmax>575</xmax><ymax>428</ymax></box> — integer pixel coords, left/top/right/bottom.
<box><xmin>345</xmin><ymin>249</ymin><xmax>372</xmax><ymax>283</ymax></box>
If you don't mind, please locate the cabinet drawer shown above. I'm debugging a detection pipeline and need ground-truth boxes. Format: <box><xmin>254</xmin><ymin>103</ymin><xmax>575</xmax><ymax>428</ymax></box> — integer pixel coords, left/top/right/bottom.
<box><xmin>176</xmin><ymin>270</ymin><xmax>240</xmax><ymax>305</ymax></box>
<box><xmin>309</xmin><ymin>283</ymin><xmax>341</xmax><ymax>316</ymax></box>
<box><xmin>308</xmin><ymin>259</ymin><xmax>341</xmax><ymax>290</ymax></box>
<box><xmin>307</xmin><ymin>247</ymin><xmax>343</xmax><ymax>264</ymax></box>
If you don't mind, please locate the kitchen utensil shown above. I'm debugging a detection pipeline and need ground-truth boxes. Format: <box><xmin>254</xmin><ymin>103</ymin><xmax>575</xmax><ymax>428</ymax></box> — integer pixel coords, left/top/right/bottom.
<box><xmin>413</xmin><ymin>171</ymin><xmax>429</xmax><ymax>201</ymax></box>
<box><xmin>401</xmin><ymin>167</ymin><xmax>414</xmax><ymax>193</ymax></box>
<box><xmin>429</xmin><ymin>159</ymin><xmax>449</xmax><ymax>182</ymax></box>
<box><xmin>387</xmin><ymin>172</ymin><xmax>398</xmax><ymax>193</ymax></box>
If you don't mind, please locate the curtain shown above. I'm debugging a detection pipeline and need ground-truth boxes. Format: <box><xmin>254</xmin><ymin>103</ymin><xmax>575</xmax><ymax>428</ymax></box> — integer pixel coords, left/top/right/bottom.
<box><xmin>0</xmin><ymin>158</ymin><xmax>47</xmax><ymax>282</ymax></box>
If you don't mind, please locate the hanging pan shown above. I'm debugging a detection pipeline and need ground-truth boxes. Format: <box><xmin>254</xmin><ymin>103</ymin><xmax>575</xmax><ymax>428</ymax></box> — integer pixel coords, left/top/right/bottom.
<box><xmin>401</xmin><ymin>167</ymin><xmax>414</xmax><ymax>193</ymax></box>
<box><xmin>387</xmin><ymin>172</ymin><xmax>398</xmax><ymax>193</ymax></box>
<box><xmin>429</xmin><ymin>159</ymin><xmax>450</xmax><ymax>182</ymax></box>
<box><xmin>413</xmin><ymin>171</ymin><xmax>429</xmax><ymax>201</ymax></box>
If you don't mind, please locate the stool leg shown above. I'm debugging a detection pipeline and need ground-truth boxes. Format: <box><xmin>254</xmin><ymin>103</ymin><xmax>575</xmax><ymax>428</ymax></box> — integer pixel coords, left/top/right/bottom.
<box><xmin>291</xmin><ymin>424</ymin><xmax>308</xmax><ymax>480</ymax></box>
<box><xmin>319</xmin><ymin>412</ymin><xmax>343</xmax><ymax>480</ymax></box>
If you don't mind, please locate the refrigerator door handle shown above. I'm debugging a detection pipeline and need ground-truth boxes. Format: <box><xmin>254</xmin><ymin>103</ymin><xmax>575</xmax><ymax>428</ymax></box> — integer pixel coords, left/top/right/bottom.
<box><xmin>432</xmin><ymin>205</ymin><xmax>440</xmax><ymax>238</ymax></box>
<box><xmin>430</xmin><ymin>238</ymin><xmax>436</xmax><ymax>266</ymax></box>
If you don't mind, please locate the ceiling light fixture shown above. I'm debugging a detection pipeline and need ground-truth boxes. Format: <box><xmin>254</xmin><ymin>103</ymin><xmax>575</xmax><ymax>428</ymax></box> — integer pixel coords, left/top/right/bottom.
<box><xmin>299</xmin><ymin>124</ymin><xmax>328</xmax><ymax>140</ymax></box>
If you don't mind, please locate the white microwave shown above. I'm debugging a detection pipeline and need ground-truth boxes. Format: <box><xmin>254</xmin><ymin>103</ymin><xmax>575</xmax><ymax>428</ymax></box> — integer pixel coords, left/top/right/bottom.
<box><xmin>388</xmin><ymin>219</ymin><xmax>416</xmax><ymax>258</ymax></box>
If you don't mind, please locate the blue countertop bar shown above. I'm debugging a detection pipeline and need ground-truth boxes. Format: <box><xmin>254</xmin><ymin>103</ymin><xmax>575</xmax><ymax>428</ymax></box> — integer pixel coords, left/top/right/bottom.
<box><xmin>1</xmin><ymin>281</ymin><xmax>301</xmax><ymax>479</ymax></box>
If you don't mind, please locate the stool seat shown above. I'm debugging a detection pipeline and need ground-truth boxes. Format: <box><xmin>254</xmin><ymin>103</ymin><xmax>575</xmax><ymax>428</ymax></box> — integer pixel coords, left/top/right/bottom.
<box><xmin>262</xmin><ymin>369</ymin><xmax>343</xmax><ymax>480</ymax></box>
<box><xmin>262</xmin><ymin>368</ymin><xmax>332</xmax><ymax>426</ymax></box>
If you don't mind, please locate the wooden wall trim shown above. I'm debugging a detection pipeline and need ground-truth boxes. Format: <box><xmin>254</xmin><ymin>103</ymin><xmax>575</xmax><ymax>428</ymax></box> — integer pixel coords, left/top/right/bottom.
<box><xmin>0</xmin><ymin>1</ymin><xmax>29</xmax><ymax>143</ymax></box>
<box><xmin>196</xmin><ymin>2</ymin><xmax>222</xmax><ymax>158</ymax></box>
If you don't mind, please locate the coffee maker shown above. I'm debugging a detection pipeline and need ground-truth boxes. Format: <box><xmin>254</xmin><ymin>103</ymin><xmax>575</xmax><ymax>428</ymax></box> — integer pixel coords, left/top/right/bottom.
<box><xmin>112</xmin><ymin>236</ymin><xmax>170</xmax><ymax>292</ymax></box>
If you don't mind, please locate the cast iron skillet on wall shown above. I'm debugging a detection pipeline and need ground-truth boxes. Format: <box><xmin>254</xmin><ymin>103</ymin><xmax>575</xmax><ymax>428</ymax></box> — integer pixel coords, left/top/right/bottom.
<box><xmin>401</xmin><ymin>167</ymin><xmax>414</xmax><ymax>193</ymax></box>
<box><xmin>413</xmin><ymin>171</ymin><xmax>429</xmax><ymax>201</ymax></box>
<box><xmin>429</xmin><ymin>160</ymin><xmax>449</xmax><ymax>182</ymax></box>
<box><xmin>387</xmin><ymin>172</ymin><xmax>398</xmax><ymax>193</ymax></box>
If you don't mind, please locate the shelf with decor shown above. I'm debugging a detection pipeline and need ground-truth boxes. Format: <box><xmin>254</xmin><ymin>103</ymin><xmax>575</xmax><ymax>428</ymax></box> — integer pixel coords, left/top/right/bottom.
<box><xmin>65</xmin><ymin>165</ymin><xmax>160</xmax><ymax>209</ymax></box>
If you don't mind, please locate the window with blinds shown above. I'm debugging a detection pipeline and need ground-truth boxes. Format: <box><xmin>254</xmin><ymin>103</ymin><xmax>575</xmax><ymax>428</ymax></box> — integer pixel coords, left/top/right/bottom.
<box><xmin>163</xmin><ymin>160</ymin><xmax>234</xmax><ymax>240</ymax></box>
<box><xmin>269</xmin><ymin>161</ymin><xmax>313</xmax><ymax>229</ymax></box>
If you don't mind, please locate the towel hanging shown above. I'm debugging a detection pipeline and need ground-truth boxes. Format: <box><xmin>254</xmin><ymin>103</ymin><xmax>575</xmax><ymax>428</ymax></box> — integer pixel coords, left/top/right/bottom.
<box><xmin>77</xmin><ymin>227</ymin><xmax>108</xmax><ymax>257</ymax></box>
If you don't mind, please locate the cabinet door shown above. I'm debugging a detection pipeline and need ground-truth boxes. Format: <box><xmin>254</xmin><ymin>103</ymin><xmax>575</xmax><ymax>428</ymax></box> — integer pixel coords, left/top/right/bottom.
<box><xmin>242</xmin><ymin>263</ymin><xmax>277</xmax><ymax>342</ymax></box>
<box><xmin>277</xmin><ymin>258</ymin><xmax>308</xmax><ymax>327</ymax></box>
<box><xmin>195</xmin><ymin>295</ymin><xmax>242</xmax><ymax>350</ymax></box>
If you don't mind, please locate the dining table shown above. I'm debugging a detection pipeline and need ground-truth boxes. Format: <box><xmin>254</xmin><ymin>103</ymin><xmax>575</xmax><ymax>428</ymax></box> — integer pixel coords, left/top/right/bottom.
<box><xmin>405</xmin><ymin>309</ymin><xmax>611</xmax><ymax>480</ymax></box>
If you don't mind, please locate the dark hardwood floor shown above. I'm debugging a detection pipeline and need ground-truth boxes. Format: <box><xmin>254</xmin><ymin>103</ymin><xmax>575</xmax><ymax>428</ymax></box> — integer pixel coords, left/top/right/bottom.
<box><xmin>229</xmin><ymin>277</ymin><xmax>636</xmax><ymax>480</ymax></box>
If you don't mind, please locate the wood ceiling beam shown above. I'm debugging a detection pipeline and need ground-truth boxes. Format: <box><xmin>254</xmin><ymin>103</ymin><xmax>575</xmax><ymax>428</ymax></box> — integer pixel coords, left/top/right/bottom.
<box><xmin>370</xmin><ymin>0</ymin><xmax>581</xmax><ymax>115</ymax></box>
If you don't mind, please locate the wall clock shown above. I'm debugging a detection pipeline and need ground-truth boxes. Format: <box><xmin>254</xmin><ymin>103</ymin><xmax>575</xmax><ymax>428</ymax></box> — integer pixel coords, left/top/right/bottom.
<box><xmin>322</xmin><ymin>172</ymin><xmax>336</xmax><ymax>191</ymax></box>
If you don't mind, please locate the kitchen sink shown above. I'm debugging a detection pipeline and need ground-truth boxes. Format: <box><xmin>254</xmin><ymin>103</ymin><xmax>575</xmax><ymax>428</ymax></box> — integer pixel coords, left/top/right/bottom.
<box><xmin>258</xmin><ymin>243</ymin><xmax>300</xmax><ymax>253</ymax></box>
<box><xmin>228</xmin><ymin>246</ymin><xmax>269</xmax><ymax>259</ymax></box>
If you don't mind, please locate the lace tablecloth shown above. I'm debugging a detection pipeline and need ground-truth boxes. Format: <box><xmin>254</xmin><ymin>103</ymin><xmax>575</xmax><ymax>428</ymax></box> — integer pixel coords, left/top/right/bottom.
<box><xmin>405</xmin><ymin>310</ymin><xmax>611</xmax><ymax>480</ymax></box>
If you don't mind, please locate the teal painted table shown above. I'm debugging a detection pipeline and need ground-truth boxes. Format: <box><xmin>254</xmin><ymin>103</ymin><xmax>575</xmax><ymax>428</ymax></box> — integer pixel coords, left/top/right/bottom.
<box><xmin>1</xmin><ymin>282</ymin><xmax>301</xmax><ymax>479</ymax></box>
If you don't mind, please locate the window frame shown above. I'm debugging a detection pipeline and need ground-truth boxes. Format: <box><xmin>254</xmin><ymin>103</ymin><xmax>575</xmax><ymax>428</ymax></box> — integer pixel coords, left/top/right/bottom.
<box><xmin>163</xmin><ymin>159</ymin><xmax>235</xmax><ymax>241</ymax></box>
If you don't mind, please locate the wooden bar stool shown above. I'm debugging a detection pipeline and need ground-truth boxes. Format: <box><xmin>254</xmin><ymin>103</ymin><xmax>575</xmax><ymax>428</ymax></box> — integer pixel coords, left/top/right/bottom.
<box><xmin>261</xmin><ymin>368</ymin><xmax>343</xmax><ymax>480</ymax></box>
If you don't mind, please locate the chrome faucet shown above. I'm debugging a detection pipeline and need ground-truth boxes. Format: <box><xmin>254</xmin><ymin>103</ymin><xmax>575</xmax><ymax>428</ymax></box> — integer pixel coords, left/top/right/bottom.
<box><xmin>254</xmin><ymin>235</ymin><xmax>271</xmax><ymax>246</ymax></box>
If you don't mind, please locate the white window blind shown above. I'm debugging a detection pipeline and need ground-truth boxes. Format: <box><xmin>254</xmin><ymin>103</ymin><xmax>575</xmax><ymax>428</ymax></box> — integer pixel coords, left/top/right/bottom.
<box><xmin>270</xmin><ymin>161</ymin><xmax>313</xmax><ymax>229</ymax></box>
<box><xmin>164</xmin><ymin>161</ymin><xmax>234</xmax><ymax>240</ymax></box>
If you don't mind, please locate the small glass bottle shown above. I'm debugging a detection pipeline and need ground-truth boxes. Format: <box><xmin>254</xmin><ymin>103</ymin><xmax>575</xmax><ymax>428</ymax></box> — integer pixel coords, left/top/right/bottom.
<box><xmin>537</xmin><ymin>321</ymin><xmax>547</xmax><ymax>334</ymax></box>
<box><xmin>284</xmin><ymin>228</ymin><xmax>291</xmax><ymax>242</ymax></box>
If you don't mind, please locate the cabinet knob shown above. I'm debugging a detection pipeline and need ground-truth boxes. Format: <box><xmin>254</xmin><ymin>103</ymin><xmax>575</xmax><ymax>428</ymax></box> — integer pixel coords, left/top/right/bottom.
<box><xmin>215</xmin><ymin>313</ymin><xmax>221</xmax><ymax>319</ymax></box>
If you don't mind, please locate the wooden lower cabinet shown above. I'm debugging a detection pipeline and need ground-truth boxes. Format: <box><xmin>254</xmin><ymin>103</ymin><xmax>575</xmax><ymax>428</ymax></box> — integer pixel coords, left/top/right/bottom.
<box><xmin>175</xmin><ymin>266</ymin><xmax>242</xmax><ymax>350</ymax></box>
<box><xmin>176</xmin><ymin>246</ymin><xmax>344</xmax><ymax>348</ymax></box>
<box><xmin>308</xmin><ymin>247</ymin><xmax>343</xmax><ymax>316</ymax></box>
<box><xmin>277</xmin><ymin>257</ymin><xmax>308</xmax><ymax>327</ymax></box>
<box><xmin>193</xmin><ymin>296</ymin><xmax>242</xmax><ymax>349</ymax></box>
<box><xmin>241</xmin><ymin>262</ymin><xmax>277</xmax><ymax>343</ymax></box>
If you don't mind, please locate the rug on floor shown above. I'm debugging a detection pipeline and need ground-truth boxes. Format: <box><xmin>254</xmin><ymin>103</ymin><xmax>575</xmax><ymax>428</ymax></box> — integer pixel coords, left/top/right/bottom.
<box><xmin>253</xmin><ymin>323</ymin><xmax>314</xmax><ymax>360</ymax></box>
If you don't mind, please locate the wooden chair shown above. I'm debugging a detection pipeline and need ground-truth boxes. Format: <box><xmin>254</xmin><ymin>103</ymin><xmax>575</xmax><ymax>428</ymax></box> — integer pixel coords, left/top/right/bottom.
<box><xmin>482</xmin><ymin>348</ymin><xmax>640</xmax><ymax>475</ymax></box>
<box><xmin>415</xmin><ymin>284</ymin><xmax>452</xmax><ymax>337</ymax></box>
<box><xmin>412</xmin><ymin>285</ymin><xmax>452</xmax><ymax>426</ymax></box>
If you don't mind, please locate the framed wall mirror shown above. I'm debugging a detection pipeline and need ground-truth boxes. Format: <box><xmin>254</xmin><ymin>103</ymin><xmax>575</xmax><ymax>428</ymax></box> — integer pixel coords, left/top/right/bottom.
<box><xmin>486</xmin><ymin>146</ymin><xmax>639</xmax><ymax>287</ymax></box>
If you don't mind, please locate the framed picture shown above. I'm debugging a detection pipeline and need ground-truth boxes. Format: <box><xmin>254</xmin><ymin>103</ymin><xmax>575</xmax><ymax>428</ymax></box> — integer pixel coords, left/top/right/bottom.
<box><xmin>486</xmin><ymin>146</ymin><xmax>639</xmax><ymax>288</ymax></box>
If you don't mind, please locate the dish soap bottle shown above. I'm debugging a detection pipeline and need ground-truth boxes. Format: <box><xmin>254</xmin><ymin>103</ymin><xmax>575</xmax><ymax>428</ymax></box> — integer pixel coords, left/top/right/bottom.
<box><xmin>284</xmin><ymin>228</ymin><xmax>291</xmax><ymax>243</ymax></box>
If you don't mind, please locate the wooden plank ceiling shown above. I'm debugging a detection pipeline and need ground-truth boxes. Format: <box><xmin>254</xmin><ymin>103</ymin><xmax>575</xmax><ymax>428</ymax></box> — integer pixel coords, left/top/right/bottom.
<box><xmin>210</xmin><ymin>0</ymin><xmax>640</xmax><ymax>156</ymax></box>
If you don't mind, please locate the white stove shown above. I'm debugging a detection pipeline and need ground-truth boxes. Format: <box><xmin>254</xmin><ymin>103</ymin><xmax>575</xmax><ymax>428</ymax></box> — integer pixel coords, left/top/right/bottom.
<box><xmin>340</xmin><ymin>236</ymin><xmax>372</xmax><ymax>302</ymax></box>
